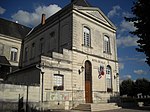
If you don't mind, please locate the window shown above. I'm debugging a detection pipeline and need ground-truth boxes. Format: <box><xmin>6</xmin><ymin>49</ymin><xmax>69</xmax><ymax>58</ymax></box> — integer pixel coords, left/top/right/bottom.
<box><xmin>50</xmin><ymin>32</ymin><xmax>55</xmax><ymax>37</ymax></box>
<box><xmin>83</xmin><ymin>27</ymin><xmax>91</xmax><ymax>47</ymax></box>
<box><xmin>53</xmin><ymin>74</ymin><xmax>64</xmax><ymax>90</ymax></box>
<box><xmin>49</xmin><ymin>32</ymin><xmax>55</xmax><ymax>50</ymax></box>
<box><xmin>31</xmin><ymin>43</ymin><xmax>35</xmax><ymax>58</ymax></box>
<box><xmin>10</xmin><ymin>47</ymin><xmax>18</xmax><ymax>61</ymax></box>
<box><xmin>0</xmin><ymin>43</ymin><xmax>4</xmax><ymax>55</ymax></box>
<box><xmin>40</xmin><ymin>38</ymin><xmax>44</xmax><ymax>54</ymax></box>
<box><xmin>106</xmin><ymin>65</ymin><xmax>112</xmax><ymax>92</ymax></box>
<box><xmin>25</xmin><ymin>47</ymin><xmax>28</xmax><ymax>61</ymax></box>
<box><xmin>104</xmin><ymin>35</ymin><xmax>111</xmax><ymax>53</ymax></box>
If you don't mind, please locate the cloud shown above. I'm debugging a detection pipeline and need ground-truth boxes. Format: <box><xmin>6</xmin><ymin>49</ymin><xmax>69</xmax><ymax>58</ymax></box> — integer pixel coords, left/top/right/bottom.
<box><xmin>0</xmin><ymin>6</ymin><xmax>6</xmax><ymax>14</ymax></box>
<box><xmin>120</xmin><ymin>20</ymin><xmax>136</xmax><ymax>32</ymax></box>
<box><xmin>134</xmin><ymin>70</ymin><xmax>147</xmax><ymax>75</ymax></box>
<box><xmin>122</xmin><ymin>12</ymin><xmax>133</xmax><ymax>18</ymax></box>
<box><xmin>107</xmin><ymin>5</ymin><xmax>121</xmax><ymax>18</ymax></box>
<box><xmin>119</xmin><ymin>63</ymin><xmax>124</xmax><ymax>70</ymax></box>
<box><xmin>120</xmin><ymin>75</ymin><xmax>132</xmax><ymax>82</ymax></box>
<box><xmin>11</xmin><ymin>4</ymin><xmax>61</xmax><ymax>27</ymax></box>
<box><xmin>117</xmin><ymin>35</ymin><xmax>138</xmax><ymax>47</ymax></box>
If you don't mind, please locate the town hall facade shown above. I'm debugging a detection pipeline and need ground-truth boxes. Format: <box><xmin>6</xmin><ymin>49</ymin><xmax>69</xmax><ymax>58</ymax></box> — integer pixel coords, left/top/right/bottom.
<box><xmin>5</xmin><ymin>0</ymin><xmax>119</xmax><ymax>109</ymax></box>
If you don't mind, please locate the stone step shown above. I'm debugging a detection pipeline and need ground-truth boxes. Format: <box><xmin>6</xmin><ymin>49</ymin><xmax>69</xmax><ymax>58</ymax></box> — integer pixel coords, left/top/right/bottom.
<box><xmin>72</xmin><ymin>103</ymin><xmax>121</xmax><ymax>112</ymax></box>
<box><xmin>91</xmin><ymin>103</ymin><xmax>121</xmax><ymax>111</ymax></box>
<box><xmin>73</xmin><ymin>104</ymin><xmax>91</xmax><ymax>111</ymax></box>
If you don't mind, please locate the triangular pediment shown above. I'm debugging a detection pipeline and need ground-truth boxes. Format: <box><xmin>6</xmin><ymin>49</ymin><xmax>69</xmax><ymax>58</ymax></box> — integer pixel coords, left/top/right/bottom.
<box><xmin>74</xmin><ymin>6</ymin><xmax>116</xmax><ymax>30</ymax></box>
<box><xmin>86</xmin><ymin>11</ymin><xmax>107</xmax><ymax>22</ymax></box>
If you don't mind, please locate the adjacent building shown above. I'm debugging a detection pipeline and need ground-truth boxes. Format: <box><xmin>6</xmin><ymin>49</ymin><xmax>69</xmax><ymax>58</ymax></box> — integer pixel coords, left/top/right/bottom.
<box><xmin>0</xmin><ymin>18</ymin><xmax>31</xmax><ymax>79</ymax></box>
<box><xmin>3</xmin><ymin>0</ymin><xmax>119</xmax><ymax>109</ymax></box>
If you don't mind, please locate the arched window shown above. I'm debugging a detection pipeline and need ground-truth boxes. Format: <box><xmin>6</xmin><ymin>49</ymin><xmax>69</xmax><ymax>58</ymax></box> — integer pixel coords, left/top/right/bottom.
<box><xmin>10</xmin><ymin>47</ymin><xmax>18</xmax><ymax>61</ymax></box>
<box><xmin>83</xmin><ymin>27</ymin><xmax>91</xmax><ymax>47</ymax></box>
<box><xmin>104</xmin><ymin>35</ymin><xmax>110</xmax><ymax>53</ymax></box>
<box><xmin>106</xmin><ymin>65</ymin><xmax>112</xmax><ymax>92</ymax></box>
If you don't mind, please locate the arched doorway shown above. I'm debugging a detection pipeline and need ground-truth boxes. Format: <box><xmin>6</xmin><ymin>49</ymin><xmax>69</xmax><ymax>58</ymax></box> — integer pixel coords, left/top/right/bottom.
<box><xmin>85</xmin><ymin>60</ymin><xmax>93</xmax><ymax>103</ymax></box>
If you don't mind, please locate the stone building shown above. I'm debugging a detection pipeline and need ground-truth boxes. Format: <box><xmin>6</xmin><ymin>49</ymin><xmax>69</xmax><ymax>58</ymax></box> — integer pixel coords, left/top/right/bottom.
<box><xmin>0</xmin><ymin>18</ymin><xmax>31</xmax><ymax>79</ymax></box>
<box><xmin>6</xmin><ymin>0</ymin><xmax>119</xmax><ymax>109</ymax></box>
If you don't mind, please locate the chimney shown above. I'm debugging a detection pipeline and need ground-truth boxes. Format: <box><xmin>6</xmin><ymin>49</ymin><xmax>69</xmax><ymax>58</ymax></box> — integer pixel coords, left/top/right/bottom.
<box><xmin>41</xmin><ymin>14</ymin><xmax>46</xmax><ymax>25</ymax></box>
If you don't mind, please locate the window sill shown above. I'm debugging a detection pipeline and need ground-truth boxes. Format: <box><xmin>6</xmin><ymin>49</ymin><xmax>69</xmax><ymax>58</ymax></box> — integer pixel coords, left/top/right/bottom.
<box><xmin>82</xmin><ymin>44</ymin><xmax>93</xmax><ymax>49</ymax></box>
<box><xmin>53</xmin><ymin>86</ymin><xmax>64</xmax><ymax>91</ymax></box>
<box><xmin>103</xmin><ymin>51</ymin><xmax>112</xmax><ymax>55</ymax></box>
<box><xmin>10</xmin><ymin>60</ymin><xmax>18</xmax><ymax>63</ymax></box>
<box><xmin>107</xmin><ymin>88</ymin><xmax>113</xmax><ymax>93</ymax></box>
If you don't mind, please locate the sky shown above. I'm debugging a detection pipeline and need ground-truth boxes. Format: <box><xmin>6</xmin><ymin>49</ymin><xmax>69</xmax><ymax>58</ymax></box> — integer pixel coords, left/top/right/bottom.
<box><xmin>0</xmin><ymin>0</ymin><xmax>150</xmax><ymax>81</ymax></box>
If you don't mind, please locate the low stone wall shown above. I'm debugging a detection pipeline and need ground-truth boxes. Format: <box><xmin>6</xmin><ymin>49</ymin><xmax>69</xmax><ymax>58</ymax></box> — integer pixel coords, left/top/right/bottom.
<box><xmin>0</xmin><ymin>83</ymin><xmax>40</xmax><ymax>111</ymax></box>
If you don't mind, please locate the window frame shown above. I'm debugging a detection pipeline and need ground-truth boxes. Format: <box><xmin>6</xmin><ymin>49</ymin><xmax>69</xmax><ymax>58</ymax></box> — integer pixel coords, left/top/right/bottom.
<box><xmin>103</xmin><ymin>35</ymin><xmax>111</xmax><ymax>54</ymax></box>
<box><xmin>31</xmin><ymin>43</ymin><xmax>35</xmax><ymax>59</ymax></box>
<box><xmin>106</xmin><ymin>65</ymin><xmax>113</xmax><ymax>92</ymax></box>
<box><xmin>40</xmin><ymin>38</ymin><xmax>45</xmax><ymax>55</ymax></box>
<box><xmin>10</xmin><ymin>47</ymin><xmax>18</xmax><ymax>62</ymax></box>
<box><xmin>53</xmin><ymin>74</ymin><xmax>64</xmax><ymax>91</ymax></box>
<box><xmin>24</xmin><ymin>47</ymin><xmax>28</xmax><ymax>61</ymax></box>
<box><xmin>83</xmin><ymin>26</ymin><xmax>91</xmax><ymax>47</ymax></box>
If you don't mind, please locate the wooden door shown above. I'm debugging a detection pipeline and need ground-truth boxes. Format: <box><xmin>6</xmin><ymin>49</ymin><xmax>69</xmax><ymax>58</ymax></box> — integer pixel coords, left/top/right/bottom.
<box><xmin>85</xmin><ymin>61</ymin><xmax>92</xmax><ymax>103</ymax></box>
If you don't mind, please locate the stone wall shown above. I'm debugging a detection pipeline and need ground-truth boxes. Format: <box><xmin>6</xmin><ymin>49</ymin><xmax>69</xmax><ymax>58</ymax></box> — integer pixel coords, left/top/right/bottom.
<box><xmin>0</xmin><ymin>83</ymin><xmax>40</xmax><ymax>111</ymax></box>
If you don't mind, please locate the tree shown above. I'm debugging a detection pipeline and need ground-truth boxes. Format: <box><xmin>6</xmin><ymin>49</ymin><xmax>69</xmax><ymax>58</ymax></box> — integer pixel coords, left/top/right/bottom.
<box><xmin>135</xmin><ymin>78</ymin><xmax>150</xmax><ymax>96</ymax></box>
<box><xmin>125</xmin><ymin>0</ymin><xmax>150</xmax><ymax>66</ymax></box>
<box><xmin>120</xmin><ymin>79</ymin><xmax>135</xmax><ymax>97</ymax></box>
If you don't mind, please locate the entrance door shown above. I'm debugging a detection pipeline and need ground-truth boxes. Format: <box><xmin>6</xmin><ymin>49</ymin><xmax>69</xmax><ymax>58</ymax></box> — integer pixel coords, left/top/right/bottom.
<box><xmin>85</xmin><ymin>61</ymin><xmax>92</xmax><ymax>103</ymax></box>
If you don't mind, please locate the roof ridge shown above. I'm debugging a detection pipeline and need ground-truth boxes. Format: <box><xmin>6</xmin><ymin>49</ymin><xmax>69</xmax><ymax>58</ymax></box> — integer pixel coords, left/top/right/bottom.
<box><xmin>71</xmin><ymin>0</ymin><xmax>91</xmax><ymax>7</ymax></box>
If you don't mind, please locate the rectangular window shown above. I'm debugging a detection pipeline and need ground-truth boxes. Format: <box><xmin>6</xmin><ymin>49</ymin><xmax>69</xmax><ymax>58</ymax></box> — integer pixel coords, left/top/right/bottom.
<box><xmin>31</xmin><ymin>43</ymin><xmax>35</xmax><ymax>58</ymax></box>
<box><xmin>25</xmin><ymin>47</ymin><xmax>28</xmax><ymax>61</ymax></box>
<box><xmin>83</xmin><ymin>27</ymin><xmax>91</xmax><ymax>47</ymax></box>
<box><xmin>104</xmin><ymin>35</ymin><xmax>111</xmax><ymax>53</ymax></box>
<box><xmin>10</xmin><ymin>47</ymin><xmax>18</xmax><ymax>61</ymax></box>
<box><xmin>106</xmin><ymin>66</ymin><xmax>112</xmax><ymax>92</ymax></box>
<box><xmin>53</xmin><ymin>74</ymin><xmax>64</xmax><ymax>90</ymax></box>
<box><xmin>49</xmin><ymin>32</ymin><xmax>55</xmax><ymax>51</ymax></box>
<box><xmin>40</xmin><ymin>38</ymin><xmax>44</xmax><ymax>54</ymax></box>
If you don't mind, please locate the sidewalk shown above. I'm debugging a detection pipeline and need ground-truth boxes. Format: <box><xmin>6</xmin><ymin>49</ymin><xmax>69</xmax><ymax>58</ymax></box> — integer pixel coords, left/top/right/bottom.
<box><xmin>47</xmin><ymin>106</ymin><xmax>150</xmax><ymax>112</ymax></box>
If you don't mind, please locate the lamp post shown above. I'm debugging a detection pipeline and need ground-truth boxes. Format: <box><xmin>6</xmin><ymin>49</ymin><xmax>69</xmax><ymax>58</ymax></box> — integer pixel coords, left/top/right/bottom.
<box><xmin>114</xmin><ymin>73</ymin><xmax>119</xmax><ymax>79</ymax></box>
<box><xmin>41</xmin><ymin>71</ymin><xmax>45</xmax><ymax>102</ymax></box>
<box><xmin>36</xmin><ymin>63</ymin><xmax>45</xmax><ymax>110</ymax></box>
<box><xmin>78</xmin><ymin>66</ymin><xmax>84</xmax><ymax>74</ymax></box>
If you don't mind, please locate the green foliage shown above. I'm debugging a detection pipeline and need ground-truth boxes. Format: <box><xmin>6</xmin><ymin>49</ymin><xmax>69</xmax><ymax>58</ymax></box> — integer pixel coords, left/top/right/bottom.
<box><xmin>120</xmin><ymin>78</ymin><xmax>150</xmax><ymax>97</ymax></box>
<box><xmin>125</xmin><ymin>0</ymin><xmax>150</xmax><ymax>66</ymax></box>
<box><xmin>120</xmin><ymin>79</ymin><xmax>135</xmax><ymax>97</ymax></box>
<box><xmin>135</xmin><ymin>78</ymin><xmax>150</xmax><ymax>95</ymax></box>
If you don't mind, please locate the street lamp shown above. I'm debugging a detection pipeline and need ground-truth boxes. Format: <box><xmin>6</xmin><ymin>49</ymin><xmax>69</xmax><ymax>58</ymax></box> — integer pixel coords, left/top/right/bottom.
<box><xmin>114</xmin><ymin>73</ymin><xmax>119</xmax><ymax>79</ymax></box>
<box><xmin>36</xmin><ymin>64</ymin><xmax>45</xmax><ymax>102</ymax></box>
<box><xmin>78</xmin><ymin>66</ymin><xmax>84</xmax><ymax>74</ymax></box>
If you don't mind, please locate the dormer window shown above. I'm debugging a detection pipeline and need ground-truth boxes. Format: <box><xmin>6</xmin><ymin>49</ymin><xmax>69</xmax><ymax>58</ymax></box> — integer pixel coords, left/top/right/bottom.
<box><xmin>83</xmin><ymin>27</ymin><xmax>91</xmax><ymax>47</ymax></box>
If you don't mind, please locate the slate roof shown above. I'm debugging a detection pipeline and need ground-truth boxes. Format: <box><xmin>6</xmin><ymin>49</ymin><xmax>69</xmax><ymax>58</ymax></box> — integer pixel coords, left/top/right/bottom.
<box><xmin>27</xmin><ymin>0</ymin><xmax>115</xmax><ymax>38</ymax></box>
<box><xmin>0</xmin><ymin>18</ymin><xmax>31</xmax><ymax>40</ymax></box>
<box><xmin>27</xmin><ymin>0</ymin><xmax>91</xmax><ymax>37</ymax></box>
